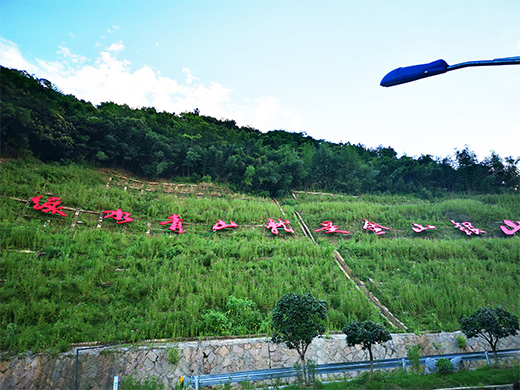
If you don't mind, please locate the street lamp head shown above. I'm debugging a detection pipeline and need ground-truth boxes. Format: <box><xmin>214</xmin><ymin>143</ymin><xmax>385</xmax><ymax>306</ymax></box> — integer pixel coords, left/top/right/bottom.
<box><xmin>381</xmin><ymin>56</ymin><xmax>520</xmax><ymax>87</ymax></box>
<box><xmin>380</xmin><ymin>59</ymin><xmax>448</xmax><ymax>87</ymax></box>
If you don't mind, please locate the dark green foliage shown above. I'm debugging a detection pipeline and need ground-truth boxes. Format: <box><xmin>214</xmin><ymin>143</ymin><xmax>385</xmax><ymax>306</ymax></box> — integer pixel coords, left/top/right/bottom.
<box><xmin>201</xmin><ymin>296</ymin><xmax>265</xmax><ymax>336</ymax></box>
<box><xmin>272</xmin><ymin>292</ymin><xmax>327</xmax><ymax>384</ymax></box>
<box><xmin>406</xmin><ymin>344</ymin><xmax>422</xmax><ymax>373</ymax></box>
<box><xmin>272</xmin><ymin>292</ymin><xmax>328</xmax><ymax>351</ymax></box>
<box><xmin>224</xmin><ymin>295</ymin><xmax>265</xmax><ymax>334</ymax></box>
<box><xmin>460</xmin><ymin>307</ymin><xmax>520</xmax><ymax>364</ymax></box>
<box><xmin>201</xmin><ymin>310</ymin><xmax>232</xmax><ymax>335</ymax></box>
<box><xmin>435</xmin><ymin>358</ymin><xmax>455</xmax><ymax>375</ymax></box>
<box><xmin>456</xmin><ymin>334</ymin><xmax>466</xmax><ymax>348</ymax></box>
<box><xmin>343</xmin><ymin>320</ymin><xmax>392</xmax><ymax>373</ymax></box>
<box><xmin>2</xmin><ymin>65</ymin><xmax>519</xmax><ymax>195</ymax></box>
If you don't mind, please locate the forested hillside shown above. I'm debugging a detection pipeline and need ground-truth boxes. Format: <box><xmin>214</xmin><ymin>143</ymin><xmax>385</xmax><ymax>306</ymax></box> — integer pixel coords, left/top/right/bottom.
<box><xmin>1</xmin><ymin>66</ymin><xmax>519</xmax><ymax>196</ymax></box>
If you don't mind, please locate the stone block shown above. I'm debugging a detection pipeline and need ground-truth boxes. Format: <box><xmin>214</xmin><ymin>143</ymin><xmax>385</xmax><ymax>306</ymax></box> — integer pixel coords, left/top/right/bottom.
<box><xmin>217</xmin><ymin>345</ymin><xmax>230</xmax><ymax>358</ymax></box>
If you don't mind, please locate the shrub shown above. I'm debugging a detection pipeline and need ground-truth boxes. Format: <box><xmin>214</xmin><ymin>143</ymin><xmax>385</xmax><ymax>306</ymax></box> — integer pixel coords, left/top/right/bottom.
<box><xmin>167</xmin><ymin>344</ymin><xmax>181</xmax><ymax>365</ymax></box>
<box><xmin>202</xmin><ymin>310</ymin><xmax>232</xmax><ymax>335</ymax></box>
<box><xmin>406</xmin><ymin>344</ymin><xmax>422</xmax><ymax>373</ymax></box>
<box><xmin>456</xmin><ymin>334</ymin><xmax>466</xmax><ymax>348</ymax></box>
<box><xmin>225</xmin><ymin>295</ymin><xmax>263</xmax><ymax>334</ymax></box>
<box><xmin>436</xmin><ymin>358</ymin><xmax>454</xmax><ymax>375</ymax></box>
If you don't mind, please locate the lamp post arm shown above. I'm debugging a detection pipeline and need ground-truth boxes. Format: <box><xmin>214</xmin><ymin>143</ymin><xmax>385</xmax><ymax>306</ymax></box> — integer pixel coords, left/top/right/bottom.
<box><xmin>381</xmin><ymin>56</ymin><xmax>520</xmax><ymax>87</ymax></box>
<box><xmin>447</xmin><ymin>56</ymin><xmax>520</xmax><ymax>71</ymax></box>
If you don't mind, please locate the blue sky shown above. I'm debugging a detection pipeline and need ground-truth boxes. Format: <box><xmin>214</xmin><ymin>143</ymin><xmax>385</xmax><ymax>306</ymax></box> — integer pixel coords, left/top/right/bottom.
<box><xmin>1</xmin><ymin>0</ymin><xmax>519</xmax><ymax>161</ymax></box>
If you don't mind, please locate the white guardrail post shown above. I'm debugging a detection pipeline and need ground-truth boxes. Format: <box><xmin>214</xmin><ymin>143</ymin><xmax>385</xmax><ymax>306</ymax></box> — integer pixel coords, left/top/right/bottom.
<box><xmin>113</xmin><ymin>375</ymin><xmax>119</xmax><ymax>390</ymax></box>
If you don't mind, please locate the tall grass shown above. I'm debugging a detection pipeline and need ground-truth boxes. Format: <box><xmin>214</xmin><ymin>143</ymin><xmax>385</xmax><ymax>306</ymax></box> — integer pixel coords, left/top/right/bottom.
<box><xmin>1</xmin><ymin>159</ymin><xmax>519</xmax><ymax>354</ymax></box>
<box><xmin>337</xmin><ymin>238</ymin><xmax>520</xmax><ymax>331</ymax></box>
<box><xmin>294</xmin><ymin>193</ymin><xmax>519</xmax><ymax>239</ymax></box>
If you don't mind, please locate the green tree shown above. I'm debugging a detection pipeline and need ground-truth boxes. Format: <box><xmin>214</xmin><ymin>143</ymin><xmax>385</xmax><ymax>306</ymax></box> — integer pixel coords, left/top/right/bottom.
<box><xmin>343</xmin><ymin>320</ymin><xmax>392</xmax><ymax>374</ymax></box>
<box><xmin>503</xmin><ymin>156</ymin><xmax>520</xmax><ymax>190</ymax></box>
<box><xmin>460</xmin><ymin>307</ymin><xmax>519</xmax><ymax>364</ymax></box>
<box><xmin>272</xmin><ymin>292</ymin><xmax>327</xmax><ymax>385</ymax></box>
<box><xmin>454</xmin><ymin>146</ymin><xmax>486</xmax><ymax>191</ymax></box>
<box><xmin>310</xmin><ymin>144</ymin><xmax>340</xmax><ymax>190</ymax></box>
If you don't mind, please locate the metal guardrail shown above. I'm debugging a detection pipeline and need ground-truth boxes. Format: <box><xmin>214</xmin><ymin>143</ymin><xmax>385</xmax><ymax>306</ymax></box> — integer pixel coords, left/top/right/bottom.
<box><xmin>184</xmin><ymin>349</ymin><xmax>520</xmax><ymax>389</ymax></box>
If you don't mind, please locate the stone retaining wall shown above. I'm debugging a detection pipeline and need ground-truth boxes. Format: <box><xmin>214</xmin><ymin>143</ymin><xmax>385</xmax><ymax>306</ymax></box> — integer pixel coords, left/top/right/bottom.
<box><xmin>1</xmin><ymin>332</ymin><xmax>519</xmax><ymax>389</ymax></box>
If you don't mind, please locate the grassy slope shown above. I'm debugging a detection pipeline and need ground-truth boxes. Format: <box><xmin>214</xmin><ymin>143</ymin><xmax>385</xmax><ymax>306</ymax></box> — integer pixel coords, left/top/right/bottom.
<box><xmin>0</xmin><ymin>158</ymin><xmax>519</xmax><ymax>354</ymax></box>
<box><xmin>286</xmin><ymin>193</ymin><xmax>520</xmax><ymax>331</ymax></box>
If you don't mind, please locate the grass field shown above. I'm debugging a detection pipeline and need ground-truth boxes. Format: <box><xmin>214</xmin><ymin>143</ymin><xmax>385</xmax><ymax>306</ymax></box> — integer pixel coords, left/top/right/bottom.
<box><xmin>290</xmin><ymin>364</ymin><xmax>520</xmax><ymax>390</ymax></box>
<box><xmin>0</xmin><ymin>158</ymin><xmax>519</xmax><ymax>354</ymax></box>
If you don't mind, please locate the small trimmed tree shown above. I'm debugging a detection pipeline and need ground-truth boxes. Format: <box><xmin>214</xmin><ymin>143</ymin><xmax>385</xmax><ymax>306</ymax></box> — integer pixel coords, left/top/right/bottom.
<box><xmin>460</xmin><ymin>307</ymin><xmax>519</xmax><ymax>364</ymax></box>
<box><xmin>272</xmin><ymin>292</ymin><xmax>327</xmax><ymax>385</ymax></box>
<box><xmin>343</xmin><ymin>320</ymin><xmax>392</xmax><ymax>374</ymax></box>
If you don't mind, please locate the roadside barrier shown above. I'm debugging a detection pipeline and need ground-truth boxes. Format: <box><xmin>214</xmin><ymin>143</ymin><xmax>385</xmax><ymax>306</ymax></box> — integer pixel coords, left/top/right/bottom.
<box><xmin>183</xmin><ymin>349</ymin><xmax>520</xmax><ymax>389</ymax></box>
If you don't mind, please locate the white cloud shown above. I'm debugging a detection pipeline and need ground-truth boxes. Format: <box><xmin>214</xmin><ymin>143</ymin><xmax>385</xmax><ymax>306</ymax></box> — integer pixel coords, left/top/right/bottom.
<box><xmin>231</xmin><ymin>97</ymin><xmax>304</xmax><ymax>132</ymax></box>
<box><xmin>57</xmin><ymin>46</ymin><xmax>87</xmax><ymax>64</ymax></box>
<box><xmin>182</xmin><ymin>68</ymin><xmax>198</xmax><ymax>84</ymax></box>
<box><xmin>106</xmin><ymin>42</ymin><xmax>125</xmax><ymax>53</ymax></box>
<box><xmin>0</xmin><ymin>38</ymin><xmax>37</xmax><ymax>73</ymax></box>
<box><xmin>0</xmin><ymin>38</ymin><xmax>303</xmax><ymax>132</ymax></box>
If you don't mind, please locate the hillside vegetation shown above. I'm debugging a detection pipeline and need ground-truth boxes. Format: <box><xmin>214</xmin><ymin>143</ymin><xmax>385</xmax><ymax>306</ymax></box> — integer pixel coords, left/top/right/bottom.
<box><xmin>0</xmin><ymin>159</ymin><xmax>518</xmax><ymax>355</ymax></box>
<box><xmin>1</xmin><ymin>65</ymin><xmax>519</xmax><ymax>197</ymax></box>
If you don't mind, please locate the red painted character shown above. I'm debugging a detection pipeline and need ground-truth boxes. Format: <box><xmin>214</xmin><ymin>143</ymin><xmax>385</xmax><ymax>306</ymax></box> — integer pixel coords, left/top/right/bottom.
<box><xmin>500</xmin><ymin>220</ymin><xmax>520</xmax><ymax>236</ymax></box>
<box><xmin>103</xmin><ymin>208</ymin><xmax>133</xmax><ymax>224</ymax></box>
<box><xmin>160</xmin><ymin>214</ymin><xmax>184</xmax><ymax>233</ymax></box>
<box><xmin>362</xmin><ymin>219</ymin><xmax>390</xmax><ymax>235</ymax></box>
<box><xmin>265</xmin><ymin>218</ymin><xmax>294</xmax><ymax>235</ymax></box>
<box><xmin>450</xmin><ymin>220</ymin><xmax>485</xmax><ymax>236</ymax></box>
<box><xmin>314</xmin><ymin>221</ymin><xmax>350</xmax><ymax>234</ymax></box>
<box><xmin>411</xmin><ymin>223</ymin><xmax>436</xmax><ymax>233</ymax></box>
<box><xmin>31</xmin><ymin>195</ymin><xmax>67</xmax><ymax>217</ymax></box>
<box><xmin>212</xmin><ymin>219</ymin><xmax>239</xmax><ymax>231</ymax></box>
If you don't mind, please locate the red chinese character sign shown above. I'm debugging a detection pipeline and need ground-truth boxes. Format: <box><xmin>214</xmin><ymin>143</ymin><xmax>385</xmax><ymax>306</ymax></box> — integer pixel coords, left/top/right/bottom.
<box><xmin>362</xmin><ymin>219</ymin><xmax>390</xmax><ymax>235</ymax></box>
<box><xmin>213</xmin><ymin>219</ymin><xmax>238</xmax><ymax>231</ymax></box>
<box><xmin>22</xmin><ymin>195</ymin><xmax>519</xmax><ymax>239</ymax></box>
<box><xmin>103</xmin><ymin>209</ymin><xmax>133</xmax><ymax>224</ymax></box>
<box><xmin>265</xmin><ymin>218</ymin><xmax>294</xmax><ymax>235</ymax></box>
<box><xmin>31</xmin><ymin>195</ymin><xmax>67</xmax><ymax>217</ymax></box>
<box><xmin>500</xmin><ymin>220</ymin><xmax>520</xmax><ymax>236</ymax></box>
<box><xmin>450</xmin><ymin>220</ymin><xmax>485</xmax><ymax>236</ymax></box>
<box><xmin>412</xmin><ymin>223</ymin><xmax>436</xmax><ymax>233</ymax></box>
<box><xmin>314</xmin><ymin>221</ymin><xmax>350</xmax><ymax>234</ymax></box>
<box><xmin>160</xmin><ymin>214</ymin><xmax>184</xmax><ymax>233</ymax></box>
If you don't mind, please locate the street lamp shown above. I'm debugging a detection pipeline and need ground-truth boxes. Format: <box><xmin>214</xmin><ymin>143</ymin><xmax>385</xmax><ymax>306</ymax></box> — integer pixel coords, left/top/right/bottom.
<box><xmin>380</xmin><ymin>56</ymin><xmax>520</xmax><ymax>87</ymax></box>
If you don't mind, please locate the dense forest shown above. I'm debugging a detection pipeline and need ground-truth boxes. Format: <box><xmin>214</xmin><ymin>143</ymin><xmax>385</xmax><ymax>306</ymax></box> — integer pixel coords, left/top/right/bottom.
<box><xmin>1</xmin><ymin>65</ymin><xmax>519</xmax><ymax>196</ymax></box>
